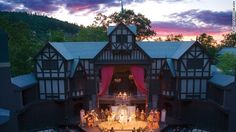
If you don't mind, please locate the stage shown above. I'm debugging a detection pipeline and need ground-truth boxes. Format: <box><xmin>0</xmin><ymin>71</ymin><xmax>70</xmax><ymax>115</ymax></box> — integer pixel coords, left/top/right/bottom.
<box><xmin>82</xmin><ymin>125</ymin><xmax>160</xmax><ymax>132</ymax></box>
<box><xmin>98</xmin><ymin>120</ymin><xmax>147</xmax><ymax>131</ymax></box>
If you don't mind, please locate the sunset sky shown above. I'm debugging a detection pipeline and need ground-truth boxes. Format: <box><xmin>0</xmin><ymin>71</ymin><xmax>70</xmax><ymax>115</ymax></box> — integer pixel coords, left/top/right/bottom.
<box><xmin>0</xmin><ymin>0</ymin><xmax>233</xmax><ymax>42</ymax></box>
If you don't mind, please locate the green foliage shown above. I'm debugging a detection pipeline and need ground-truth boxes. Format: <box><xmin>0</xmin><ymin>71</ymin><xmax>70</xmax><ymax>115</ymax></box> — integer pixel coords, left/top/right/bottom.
<box><xmin>217</xmin><ymin>53</ymin><xmax>236</xmax><ymax>75</ymax></box>
<box><xmin>197</xmin><ymin>33</ymin><xmax>217</xmax><ymax>58</ymax></box>
<box><xmin>0</xmin><ymin>11</ymin><xmax>111</xmax><ymax>75</ymax></box>
<box><xmin>221</xmin><ymin>32</ymin><xmax>236</xmax><ymax>47</ymax></box>
<box><xmin>93</xmin><ymin>9</ymin><xmax>156</xmax><ymax>40</ymax></box>
<box><xmin>0</xmin><ymin>11</ymin><xmax>79</xmax><ymax>41</ymax></box>
<box><xmin>165</xmin><ymin>34</ymin><xmax>183</xmax><ymax>41</ymax></box>
<box><xmin>75</xmin><ymin>26</ymin><xmax>107</xmax><ymax>41</ymax></box>
<box><xmin>48</xmin><ymin>30</ymin><xmax>65</xmax><ymax>42</ymax></box>
<box><xmin>0</xmin><ymin>11</ymin><xmax>81</xmax><ymax>76</ymax></box>
<box><xmin>0</xmin><ymin>18</ymin><xmax>43</xmax><ymax>76</ymax></box>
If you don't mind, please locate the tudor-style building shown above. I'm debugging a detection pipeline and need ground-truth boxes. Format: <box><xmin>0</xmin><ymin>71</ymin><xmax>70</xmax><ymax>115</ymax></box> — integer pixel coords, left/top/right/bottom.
<box><xmin>35</xmin><ymin>23</ymin><xmax>211</xmax><ymax>112</ymax></box>
<box><xmin>1</xmin><ymin>23</ymin><xmax>236</xmax><ymax>132</ymax></box>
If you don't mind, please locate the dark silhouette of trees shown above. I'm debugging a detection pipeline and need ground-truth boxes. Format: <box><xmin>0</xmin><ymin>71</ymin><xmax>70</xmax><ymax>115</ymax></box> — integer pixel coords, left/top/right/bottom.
<box><xmin>221</xmin><ymin>32</ymin><xmax>236</xmax><ymax>47</ymax></box>
<box><xmin>93</xmin><ymin>9</ymin><xmax>156</xmax><ymax>41</ymax></box>
<box><xmin>197</xmin><ymin>33</ymin><xmax>217</xmax><ymax>58</ymax></box>
<box><xmin>165</xmin><ymin>34</ymin><xmax>183</xmax><ymax>41</ymax></box>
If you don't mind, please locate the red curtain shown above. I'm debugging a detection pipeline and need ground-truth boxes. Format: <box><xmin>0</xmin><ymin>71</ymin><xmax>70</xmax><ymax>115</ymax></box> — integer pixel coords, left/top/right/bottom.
<box><xmin>130</xmin><ymin>66</ymin><xmax>148</xmax><ymax>95</ymax></box>
<box><xmin>98</xmin><ymin>66</ymin><xmax>114</xmax><ymax>96</ymax></box>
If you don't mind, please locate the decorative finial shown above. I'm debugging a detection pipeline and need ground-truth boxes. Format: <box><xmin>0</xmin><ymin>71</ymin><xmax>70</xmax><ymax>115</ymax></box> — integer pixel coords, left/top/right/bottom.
<box><xmin>120</xmin><ymin>0</ymin><xmax>124</xmax><ymax>14</ymax></box>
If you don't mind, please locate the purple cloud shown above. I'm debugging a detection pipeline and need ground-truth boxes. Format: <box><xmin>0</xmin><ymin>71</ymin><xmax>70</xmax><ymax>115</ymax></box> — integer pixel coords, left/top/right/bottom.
<box><xmin>151</xmin><ymin>20</ymin><xmax>231</xmax><ymax>36</ymax></box>
<box><xmin>0</xmin><ymin>0</ymin><xmax>62</xmax><ymax>12</ymax></box>
<box><xmin>0</xmin><ymin>0</ymin><xmax>127</xmax><ymax>13</ymax></box>
<box><xmin>64</xmin><ymin>0</ymin><xmax>118</xmax><ymax>13</ymax></box>
<box><xmin>19</xmin><ymin>0</ymin><xmax>62</xmax><ymax>12</ymax></box>
<box><xmin>171</xmin><ymin>9</ymin><xmax>232</xmax><ymax>26</ymax></box>
<box><xmin>0</xmin><ymin>0</ymin><xmax>199</xmax><ymax>14</ymax></box>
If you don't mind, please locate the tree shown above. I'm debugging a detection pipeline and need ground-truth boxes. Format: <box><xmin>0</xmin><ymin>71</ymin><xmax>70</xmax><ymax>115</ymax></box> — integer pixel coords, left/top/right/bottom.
<box><xmin>221</xmin><ymin>32</ymin><xmax>236</xmax><ymax>47</ymax></box>
<box><xmin>8</xmin><ymin>22</ymin><xmax>42</xmax><ymax>76</ymax></box>
<box><xmin>93</xmin><ymin>10</ymin><xmax>156</xmax><ymax>40</ymax></box>
<box><xmin>154</xmin><ymin>37</ymin><xmax>163</xmax><ymax>41</ymax></box>
<box><xmin>217</xmin><ymin>53</ymin><xmax>236</xmax><ymax>75</ymax></box>
<box><xmin>196</xmin><ymin>33</ymin><xmax>217</xmax><ymax>58</ymax></box>
<box><xmin>0</xmin><ymin>17</ymin><xmax>43</xmax><ymax>76</ymax></box>
<box><xmin>74</xmin><ymin>26</ymin><xmax>107</xmax><ymax>42</ymax></box>
<box><xmin>165</xmin><ymin>34</ymin><xmax>183</xmax><ymax>41</ymax></box>
<box><xmin>48</xmin><ymin>30</ymin><xmax>65</xmax><ymax>42</ymax></box>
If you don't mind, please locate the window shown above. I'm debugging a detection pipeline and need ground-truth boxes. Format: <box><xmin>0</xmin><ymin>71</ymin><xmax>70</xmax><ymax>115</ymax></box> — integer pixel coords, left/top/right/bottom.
<box><xmin>112</xmin><ymin>35</ymin><xmax>116</xmax><ymax>42</ymax></box>
<box><xmin>128</xmin><ymin>35</ymin><xmax>132</xmax><ymax>43</ymax></box>
<box><xmin>180</xmin><ymin>79</ymin><xmax>206</xmax><ymax>100</ymax></box>
<box><xmin>187</xmin><ymin>58</ymin><xmax>203</xmax><ymax>69</ymax></box>
<box><xmin>42</xmin><ymin>60</ymin><xmax>58</xmax><ymax>70</ymax></box>
<box><xmin>117</xmin><ymin>35</ymin><xmax>128</xmax><ymax>43</ymax></box>
<box><xmin>39</xmin><ymin>80</ymin><xmax>65</xmax><ymax>100</ymax></box>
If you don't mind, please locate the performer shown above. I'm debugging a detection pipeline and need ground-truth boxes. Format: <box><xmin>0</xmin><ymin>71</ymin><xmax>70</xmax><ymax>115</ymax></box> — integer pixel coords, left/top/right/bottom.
<box><xmin>140</xmin><ymin>110</ymin><xmax>146</xmax><ymax>121</ymax></box>
<box><xmin>105</xmin><ymin>108</ymin><xmax>109</xmax><ymax>121</ymax></box>
<box><xmin>118</xmin><ymin>92</ymin><xmax>122</xmax><ymax>98</ymax></box>
<box><xmin>147</xmin><ymin>110</ymin><xmax>154</xmax><ymax>129</ymax></box>
<box><xmin>100</xmin><ymin>109</ymin><xmax>106</xmax><ymax>122</ymax></box>
<box><xmin>91</xmin><ymin>110</ymin><xmax>99</xmax><ymax>126</ymax></box>
<box><xmin>80</xmin><ymin>109</ymin><xmax>86</xmax><ymax>127</ymax></box>
<box><xmin>153</xmin><ymin>110</ymin><xmax>160</xmax><ymax>129</ymax></box>
<box><xmin>83</xmin><ymin>111</ymin><xmax>94</xmax><ymax>127</ymax></box>
<box><xmin>119</xmin><ymin>109</ymin><xmax>128</xmax><ymax>125</ymax></box>
<box><xmin>135</xmin><ymin>108</ymin><xmax>140</xmax><ymax>120</ymax></box>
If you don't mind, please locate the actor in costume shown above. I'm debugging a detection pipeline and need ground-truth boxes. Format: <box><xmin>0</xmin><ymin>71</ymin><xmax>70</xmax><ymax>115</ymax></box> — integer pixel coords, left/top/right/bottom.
<box><xmin>135</xmin><ymin>108</ymin><xmax>141</xmax><ymax>120</ymax></box>
<box><xmin>153</xmin><ymin>110</ymin><xmax>160</xmax><ymax>129</ymax></box>
<box><xmin>140</xmin><ymin>110</ymin><xmax>146</xmax><ymax>121</ymax></box>
<box><xmin>80</xmin><ymin>109</ymin><xmax>86</xmax><ymax>127</ymax></box>
<box><xmin>100</xmin><ymin>109</ymin><xmax>106</xmax><ymax>122</ymax></box>
<box><xmin>147</xmin><ymin>110</ymin><xmax>154</xmax><ymax>129</ymax></box>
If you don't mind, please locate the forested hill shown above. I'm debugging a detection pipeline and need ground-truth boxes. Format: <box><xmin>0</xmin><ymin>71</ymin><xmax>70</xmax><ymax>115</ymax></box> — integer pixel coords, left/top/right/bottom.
<box><xmin>0</xmin><ymin>11</ymin><xmax>81</xmax><ymax>76</ymax></box>
<box><xmin>0</xmin><ymin>11</ymin><xmax>79</xmax><ymax>41</ymax></box>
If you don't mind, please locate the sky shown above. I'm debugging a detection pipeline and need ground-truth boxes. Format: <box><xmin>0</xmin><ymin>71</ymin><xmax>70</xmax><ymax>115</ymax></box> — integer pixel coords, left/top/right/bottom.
<box><xmin>0</xmin><ymin>0</ymin><xmax>234</xmax><ymax>42</ymax></box>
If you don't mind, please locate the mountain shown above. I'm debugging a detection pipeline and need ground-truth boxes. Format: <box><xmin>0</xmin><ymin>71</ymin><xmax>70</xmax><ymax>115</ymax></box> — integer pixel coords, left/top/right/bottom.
<box><xmin>0</xmin><ymin>11</ymin><xmax>80</xmax><ymax>76</ymax></box>
<box><xmin>0</xmin><ymin>11</ymin><xmax>80</xmax><ymax>41</ymax></box>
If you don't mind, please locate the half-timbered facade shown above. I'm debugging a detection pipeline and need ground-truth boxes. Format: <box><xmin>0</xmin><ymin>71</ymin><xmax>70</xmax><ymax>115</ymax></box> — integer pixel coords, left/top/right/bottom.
<box><xmin>34</xmin><ymin>23</ymin><xmax>212</xmax><ymax>111</ymax></box>
<box><xmin>35</xmin><ymin>45</ymin><xmax>66</xmax><ymax>100</ymax></box>
<box><xmin>2</xmin><ymin>23</ymin><xmax>236</xmax><ymax>132</ymax></box>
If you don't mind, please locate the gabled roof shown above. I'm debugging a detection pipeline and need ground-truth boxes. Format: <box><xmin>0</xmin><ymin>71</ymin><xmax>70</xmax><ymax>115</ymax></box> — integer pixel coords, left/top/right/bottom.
<box><xmin>11</xmin><ymin>73</ymin><xmax>37</xmax><ymax>90</ymax></box>
<box><xmin>137</xmin><ymin>41</ymin><xmax>195</xmax><ymax>59</ymax></box>
<box><xmin>209</xmin><ymin>73</ymin><xmax>235</xmax><ymax>87</ymax></box>
<box><xmin>49</xmin><ymin>42</ymin><xmax>108</xmax><ymax>60</ymax></box>
<box><xmin>218</xmin><ymin>47</ymin><xmax>236</xmax><ymax>56</ymax></box>
<box><xmin>0</xmin><ymin>108</ymin><xmax>10</xmax><ymax>125</ymax></box>
<box><xmin>49</xmin><ymin>41</ymin><xmax>196</xmax><ymax>60</ymax></box>
<box><xmin>107</xmin><ymin>24</ymin><xmax>137</xmax><ymax>35</ymax></box>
